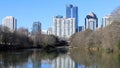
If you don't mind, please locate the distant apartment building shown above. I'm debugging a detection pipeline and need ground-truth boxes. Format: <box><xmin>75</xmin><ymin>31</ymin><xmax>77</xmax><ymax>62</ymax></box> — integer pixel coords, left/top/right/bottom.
<box><xmin>2</xmin><ymin>16</ymin><xmax>17</xmax><ymax>32</ymax></box>
<box><xmin>53</xmin><ymin>16</ymin><xmax>76</xmax><ymax>39</ymax></box>
<box><xmin>66</xmin><ymin>4</ymin><xmax>78</xmax><ymax>32</ymax></box>
<box><xmin>32</xmin><ymin>21</ymin><xmax>41</xmax><ymax>35</ymax></box>
<box><xmin>78</xmin><ymin>26</ymin><xmax>84</xmax><ymax>32</ymax></box>
<box><xmin>41</xmin><ymin>30</ymin><xmax>47</xmax><ymax>34</ymax></box>
<box><xmin>102</xmin><ymin>15</ymin><xmax>112</xmax><ymax>28</ymax></box>
<box><xmin>47</xmin><ymin>27</ymin><xmax>52</xmax><ymax>35</ymax></box>
<box><xmin>85</xmin><ymin>12</ymin><xmax>98</xmax><ymax>31</ymax></box>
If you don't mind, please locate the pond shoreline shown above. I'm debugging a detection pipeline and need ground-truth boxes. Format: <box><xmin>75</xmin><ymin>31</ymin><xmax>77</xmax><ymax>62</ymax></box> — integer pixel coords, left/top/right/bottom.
<box><xmin>0</xmin><ymin>44</ymin><xmax>69</xmax><ymax>53</ymax></box>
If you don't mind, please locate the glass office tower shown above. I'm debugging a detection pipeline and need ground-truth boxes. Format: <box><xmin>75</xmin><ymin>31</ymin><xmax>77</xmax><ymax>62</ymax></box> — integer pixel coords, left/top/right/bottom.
<box><xmin>66</xmin><ymin>4</ymin><xmax>78</xmax><ymax>32</ymax></box>
<box><xmin>32</xmin><ymin>21</ymin><xmax>41</xmax><ymax>35</ymax></box>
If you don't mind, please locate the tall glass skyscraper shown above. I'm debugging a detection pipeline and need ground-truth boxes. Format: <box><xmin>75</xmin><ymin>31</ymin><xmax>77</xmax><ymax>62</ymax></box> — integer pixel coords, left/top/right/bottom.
<box><xmin>66</xmin><ymin>4</ymin><xmax>78</xmax><ymax>32</ymax></box>
<box><xmin>66</xmin><ymin>4</ymin><xmax>73</xmax><ymax>18</ymax></box>
<box><xmin>32</xmin><ymin>21</ymin><xmax>41</xmax><ymax>35</ymax></box>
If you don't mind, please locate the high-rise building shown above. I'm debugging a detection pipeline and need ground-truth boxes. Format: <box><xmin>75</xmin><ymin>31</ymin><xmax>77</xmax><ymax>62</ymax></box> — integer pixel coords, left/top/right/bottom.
<box><xmin>53</xmin><ymin>16</ymin><xmax>76</xmax><ymax>39</ymax></box>
<box><xmin>32</xmin><ymin>21</ymin><xmax>41</xmax><ymax>35</ymax></box>
<box><xmin>2</xmin><ymin>16</ymin><xmax>17</xmax><ymax>32</ymax></box>
<box><xmin>47</xmin><ymin>27</ymin><xmax>52</xmax><ymax>35</ymax></box>
<box><xmin>102</xmin><ymin>15</ymin><xmax>112</xmax><ymax>28</ymax></box>
<box><xmin>66</xmin><ymin>4</ymin><xmax>78</xmax><ymax>32</ymax></box>
<box><xmin>78</xmin><ymin>26</ymin><xmax>84</xmax><ymax>32</ymax></box>
<box><xmin>85</xmin><ymin>12</ymin><xmax>98</xmax><ymax>31</ymax></box>
<box><xmin>66</xmin><ymin>4</ymin><xmax>73</xmax><ymax>18</ymax></box>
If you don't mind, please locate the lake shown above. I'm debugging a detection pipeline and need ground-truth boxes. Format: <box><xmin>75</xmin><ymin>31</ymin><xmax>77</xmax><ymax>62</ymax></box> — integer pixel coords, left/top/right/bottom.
<box><xmin>0</xmin><ymin>48</ymin><xmax>120</xmax><ymax>68</ymax></box>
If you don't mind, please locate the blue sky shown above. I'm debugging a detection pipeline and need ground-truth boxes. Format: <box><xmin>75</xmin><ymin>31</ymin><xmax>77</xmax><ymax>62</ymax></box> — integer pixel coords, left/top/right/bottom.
<box><xmin>0</xmin><ymin>0</ymin><xmax>120</xmax><ymax>31</ymax></box>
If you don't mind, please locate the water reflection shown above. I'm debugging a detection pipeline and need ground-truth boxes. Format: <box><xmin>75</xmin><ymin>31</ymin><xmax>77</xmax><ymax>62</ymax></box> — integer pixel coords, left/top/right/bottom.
<box><xmin>0</xmin><ymin>50</ymin><xmax>33</xmax><ymax>68</ymax></box>
<box><xmin>52</xmin><ymin>54</ymin><xmax>77</xmax><ymax>68</ymax></box>
<box><xmin>0</xmin><ymin>49</ymin><xmax>72</xmax><ymax>68</ymax></box>
<box><xmin>70</xmin><ymin>48</ymin><xmax>120</xmax><ymax>68</ymax></box>
<box><xmin>0</xmin><ymin>48</ymin><xmax>120</xmax><ymax>68</ymax></box>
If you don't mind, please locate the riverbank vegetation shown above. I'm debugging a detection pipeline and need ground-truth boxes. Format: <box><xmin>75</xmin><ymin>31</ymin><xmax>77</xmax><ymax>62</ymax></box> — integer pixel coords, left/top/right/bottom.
<box><xmin>70</xmin><ymin>48</ymin><xmax>120</xmax><ymax>68</ymax></box>
<box><xmin>70</xmin><ymin>7</ymin><xmax>120</xmax><ymax>52</ymax></box>
<box><xmin>0</xmin><ymin>26</ymin><xmax>67</xmax><ymax>51</ymax></box>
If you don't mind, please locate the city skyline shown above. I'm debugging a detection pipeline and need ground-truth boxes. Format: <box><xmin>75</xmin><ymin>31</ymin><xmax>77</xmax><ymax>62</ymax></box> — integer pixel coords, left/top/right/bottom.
<box><xmin>0</xmin><ymin>0</ymin><xmax>120</xmax><ymax>31</ymax></box>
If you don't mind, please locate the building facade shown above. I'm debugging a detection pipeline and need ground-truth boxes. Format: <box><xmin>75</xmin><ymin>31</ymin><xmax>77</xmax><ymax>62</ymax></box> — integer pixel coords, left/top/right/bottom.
<box><xmin>102</xmin><ymin>15</ymin><xmax>112</xmax><ymax>28</ymax></box>
<box><xmin>47</xmin><ymin>27</ymin><xmax>52</xmax><ymax>35</ymax></box>
<box><xmin>2</xmin><ymin>16</ymin><xmax>17</xmax><ymax>32</ymax></box>
<box><xmin>32</xmin><ymin>21</ymin><xmax>41</xmax><ymax>35</ymax></box>
<box><xmin>66</xmin><ymin>4</ymin><xmax>78</xmax><ymax>32</ymax></box>
<box><xmin>53</xmin><ymin>16</ymin><xmax>76</xmax><ymax>39</ymax></box>
<box><xmin>78</xmin><ymin>26</ymin><xmax>84</xmax><ymax>32</ymax></box>
<box><xmin>85</xmin><ymin>12</ymin><xmax>98</xmax><ymax>31</ymax></box>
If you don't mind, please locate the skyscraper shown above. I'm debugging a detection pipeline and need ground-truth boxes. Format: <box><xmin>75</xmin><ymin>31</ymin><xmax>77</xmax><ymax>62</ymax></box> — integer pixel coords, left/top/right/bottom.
<box><xmin>102</xmin><ymin>15</ymin><xmax>112</xmax><ymax>28</ymax></box>
<box><xmin>53</xmin><ymin>15</ymin><xmax>76</xmax><ymax>39</ymax></box>
<box><xmin>32</xmin><ymin>21</ymin><xmax>41</xmax><ymax>35</ymax></box>
<box><xmin>66</xmin><ymin>4</ymin><xmax>73</xmax><ymax>18</ymax></box>
<box><xmin>2</xmin><ymin>16</ymin><xmax>17</xmax><ymax>32</ymax></box>
<box><xmin>66</xmin><ymin>4</ymin><xmax>78</xmax><ymax>32</ymax></box>
<box><xmin>85</xmin><ymin>12</ymin><xmax>98</xmax><ymax>31</ymax></box>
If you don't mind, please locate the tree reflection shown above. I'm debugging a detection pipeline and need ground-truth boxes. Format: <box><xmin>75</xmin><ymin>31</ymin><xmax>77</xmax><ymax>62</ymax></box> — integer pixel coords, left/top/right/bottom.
<box><xmin>70</xmin><ymin>48</ymin><xmax>120</xmax><ymax>68</ymax></box>
<box><xmin>0</xmin><ymin>48</ymin><xmax>69</xmax><ymax>68</ymax></box>
<box><xmin>0</xmin><ymin>50</ymin><xmax>33</xmax><ymax>68</ymax></box>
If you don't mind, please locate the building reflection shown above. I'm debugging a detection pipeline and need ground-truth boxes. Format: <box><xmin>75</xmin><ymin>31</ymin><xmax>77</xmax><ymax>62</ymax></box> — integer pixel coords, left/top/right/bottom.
<box><xmin>31</xmin><ymin>50</ymin><xmax>41</xmax><ymax>68</ymax></box>
<box><xmin>0</xmin><ymin>50</ymin><xmax>80</xmax><ymax>68</ymax></box>
<box><xmin>52</xmin><ymin>54</ymin><xmax>78</xmax><ymax>68</ymax></box>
